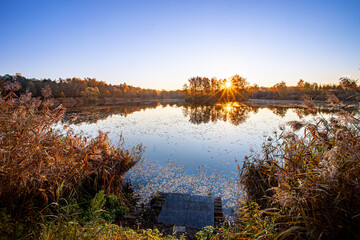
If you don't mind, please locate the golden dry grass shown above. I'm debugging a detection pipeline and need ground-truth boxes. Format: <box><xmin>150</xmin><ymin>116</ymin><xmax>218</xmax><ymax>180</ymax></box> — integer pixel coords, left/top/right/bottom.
<box><xmin>239</xmin><ymin>94</ymin><xmax>360</xmax><ymax>239</ymax></box>
<box><xmin>0</xmin><ymin>83</ymin><xmax>143</xmax><ymax>216</ymax></box>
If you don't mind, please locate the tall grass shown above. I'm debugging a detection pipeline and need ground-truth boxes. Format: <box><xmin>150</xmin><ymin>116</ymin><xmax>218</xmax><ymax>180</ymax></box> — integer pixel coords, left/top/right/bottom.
<box><xmin>239</xmin><ymin>94</ymin><xmax>360</xmax><ymax>239</ymax></box>
<box><xmin>0</xmin><ymin>82</ymin><xmax>144</xmax><ymax>238</ymax></box>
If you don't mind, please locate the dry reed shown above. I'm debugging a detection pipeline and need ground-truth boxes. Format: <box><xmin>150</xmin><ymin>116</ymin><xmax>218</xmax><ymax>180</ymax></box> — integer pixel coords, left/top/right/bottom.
<box><xmin>239</xmin><ymin>95</ymin><xmax>360</xmax><ymax>239</ymax></box>
<box><xmin>0</xmin><ymin>82</ymin><xmax>144</xmax><ymax>217</ymax></box>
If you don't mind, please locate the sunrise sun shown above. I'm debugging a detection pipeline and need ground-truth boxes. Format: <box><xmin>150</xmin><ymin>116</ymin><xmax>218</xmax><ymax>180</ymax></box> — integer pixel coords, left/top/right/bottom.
<box><xmin>225</xmin><ymin>80</ymin><xmax>232</xmax><ymax>88</ymax></box>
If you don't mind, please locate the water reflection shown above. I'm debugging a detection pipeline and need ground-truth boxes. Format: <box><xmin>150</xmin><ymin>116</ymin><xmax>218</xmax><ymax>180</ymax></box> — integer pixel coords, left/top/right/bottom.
<box><xmin>63</xmin><ymin>101</ymin><xmax>347</xmax><ymax>126</ymax></box>
<box><xmin>268</xmin><ymin>107</ymin><xmax>288</xmax><ymax>117</ymax></box>
<box><xmin>62</xmin><ymin>101</ymin><xmax>182</xmax><ymax>125</ymax></box>
<box><xmin>182</xmin><ymin>103</ymin><xmax>343</xmax><ymax>125</ymax></box>
<box><xmin>183</xmin><ymin>102</ymin><xmax>257</xmax><ymax>125</ymax></box>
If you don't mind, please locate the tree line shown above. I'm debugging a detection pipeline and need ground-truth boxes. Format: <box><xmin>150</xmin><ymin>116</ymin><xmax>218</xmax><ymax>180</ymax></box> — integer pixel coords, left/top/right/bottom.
<box><xmin>248</xmin><ymin>78</ymin><xmax>359</xmax><ymax>101</ymax></box>
<box><xmin>1</xmin><ymin>73</ymin><xmax>358</xmax><ymax>104</ymax></box>
<box><xmin>0</xmin><ymin>73</ymin><xmax>183</xmax><ymax>101</ymax></box>
<box><xmin>184</xmin><ymin>75</ymin><xmax>359</xmax><ymax>102</ymax></box>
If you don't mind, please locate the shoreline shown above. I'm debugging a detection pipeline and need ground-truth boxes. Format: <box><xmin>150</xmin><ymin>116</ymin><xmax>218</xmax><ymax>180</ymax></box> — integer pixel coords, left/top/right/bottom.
<box><xmin>246</xmin><ymin>98</ymin><xmax>359</xmax><ymax>108</ymax></box>
<box><xmin>52</xmin><ymin>97</ymin><xmax>184</xmax><ymax>108</ymax></box>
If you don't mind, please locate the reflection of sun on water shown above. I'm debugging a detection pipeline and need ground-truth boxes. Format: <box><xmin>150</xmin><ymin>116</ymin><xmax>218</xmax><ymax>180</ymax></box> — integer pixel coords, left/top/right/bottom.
<box><xmin>226</xmin><ymin>104</ymin><xmax>232</xmax><ymax>112</ymax></box>
<box><xmin>223</xmin><ymin>102</ymin><xmax>240</xmax><ymax>112</ymax></box>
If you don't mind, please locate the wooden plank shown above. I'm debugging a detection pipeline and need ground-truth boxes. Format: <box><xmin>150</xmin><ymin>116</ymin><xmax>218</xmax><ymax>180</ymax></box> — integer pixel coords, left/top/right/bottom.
<box><xmin>157</xmin><ymin>193</ymin><xmax>215</xmax><ymax>229</ymax></box>
<box><xmin>157</xmin><ymin>193</ymin><xmax>191</xmax><ymax>226</ymax></box>
<box><xmin>154</xmin><ymin>192</ymin><xmax>224</xmax><ymax>226</ymax></box>
<box><xmin>185</xmin><ymin>195</ymin><xmax>214</xmax><ymax>228</ymax></box>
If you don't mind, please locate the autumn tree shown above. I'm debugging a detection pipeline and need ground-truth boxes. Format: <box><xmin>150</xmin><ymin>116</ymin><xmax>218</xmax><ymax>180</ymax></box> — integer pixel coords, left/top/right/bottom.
<box><xmin>230</xmin><ymin>75</ymin><xmax>248</xmax><ymax>90</ymax></box>
<box><xmin>273</xmin><ymin>81</ymin><xmax>288</xmax><ymax>98</ymax></box>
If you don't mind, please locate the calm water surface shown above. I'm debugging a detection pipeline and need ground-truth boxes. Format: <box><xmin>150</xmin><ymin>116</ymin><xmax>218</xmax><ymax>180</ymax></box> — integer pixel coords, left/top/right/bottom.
<box><xmin>62</xmin><ymin>102</ymin><xmax>332</xmax><ymax>215</ymax></box>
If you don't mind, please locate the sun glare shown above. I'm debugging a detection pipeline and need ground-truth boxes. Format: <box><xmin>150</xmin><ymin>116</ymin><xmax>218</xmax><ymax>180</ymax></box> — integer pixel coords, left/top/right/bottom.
<box><xmin>226</xmin><ymin>104</ymin><xmax>231</xmax><ymax>111</ymax></box>
<box><xmin>225</xmin><ymin>80</ymin><xmax>232</xmax><ymax>88</ymax></box>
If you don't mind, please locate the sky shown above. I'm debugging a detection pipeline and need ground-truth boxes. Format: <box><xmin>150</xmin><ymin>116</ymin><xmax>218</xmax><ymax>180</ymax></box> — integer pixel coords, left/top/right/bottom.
<box><xmin>1</xmin><ymin>0</ymin><xmax>360</xmax><ymax>90</ymax></box>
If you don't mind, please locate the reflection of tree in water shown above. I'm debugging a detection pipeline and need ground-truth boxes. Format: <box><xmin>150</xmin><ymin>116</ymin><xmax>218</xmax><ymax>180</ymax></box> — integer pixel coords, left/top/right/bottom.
<box><xmin>269</xmin><ymin>107</ymin><xmax>288</xmax><ymax>117</ymax></box>
<box><xmin>183</xmin><ymin>103</ymin><xmax>350</xmax><ymax>126</ymax></box>
<box><xmin>293</xmin><ymin>107</ymin><xmax>349</xmax><ymax>119</ymax></box>
<box><xmin>183</xmin><ymin>102</ymin><xmax>257</xmax><ymax>126</ymax></box>
<box><xmin>62</xmin><ymin>101</ymin><xmax>350</xmax><ymax>126</ymax></box>
<box><xmin>62</xmin><ymin>101</ymin><xmax>182</xmax><ymax>125</ymax></box>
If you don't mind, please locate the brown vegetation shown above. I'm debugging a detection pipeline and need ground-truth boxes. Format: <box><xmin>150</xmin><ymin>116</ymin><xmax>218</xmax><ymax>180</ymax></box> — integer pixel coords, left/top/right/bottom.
<box><xmin>238</xmin><ymin>94</ymin><xmax>360</xmax><ymax>239</ymax></box>
<box><xmin>0</xmin><ymin>82</ymin><xmax>144</xmax><ymax>218</ymax></box>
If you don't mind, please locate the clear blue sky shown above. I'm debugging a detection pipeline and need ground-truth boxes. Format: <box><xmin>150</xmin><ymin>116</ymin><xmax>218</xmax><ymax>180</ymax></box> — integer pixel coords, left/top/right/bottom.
<box><xmin>1</xmin><ymin>0</ymin><xmax>359</xmax><ymax>90</ymax></box>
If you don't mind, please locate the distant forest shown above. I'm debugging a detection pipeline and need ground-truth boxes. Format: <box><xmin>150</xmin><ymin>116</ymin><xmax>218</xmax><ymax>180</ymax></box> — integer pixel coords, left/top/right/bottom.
<box><xmin>0</xmin><ymin>74</ymin><xmax>183</xmax><ymax>101</ymax></box>
<box><xmin>184</xmin><ymin>75</ymin><xmax>359</xmax><ymax>102</ymax></box>
<box><xmin>1</xmin><ymin>73</ymin><xmax>359</xmax><ymax>104</ymax></box>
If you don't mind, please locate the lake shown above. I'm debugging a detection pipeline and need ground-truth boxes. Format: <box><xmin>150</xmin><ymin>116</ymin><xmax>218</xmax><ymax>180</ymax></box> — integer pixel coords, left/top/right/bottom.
<box><xmin>60</xmin><ymin>100</ymin><xmax>335</xmax><ymax>216</ymax></box>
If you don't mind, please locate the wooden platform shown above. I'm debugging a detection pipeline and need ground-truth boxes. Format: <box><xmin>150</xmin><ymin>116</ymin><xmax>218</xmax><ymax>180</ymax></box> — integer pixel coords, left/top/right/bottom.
<box><xmin>152</xmin><ymin>192</ymin><xmax>223</xmax><ymax>229</ymax></box>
